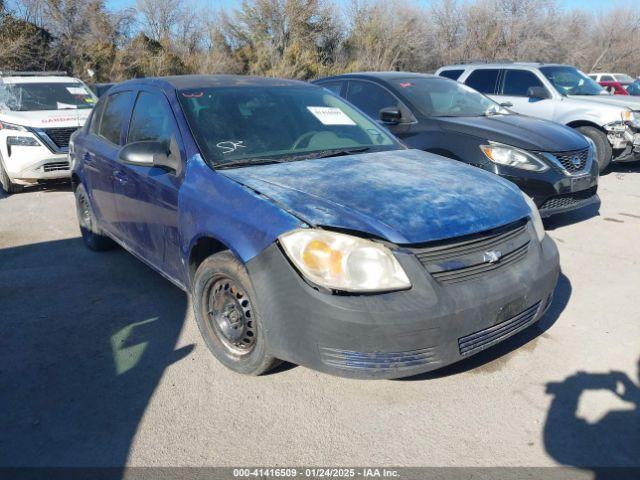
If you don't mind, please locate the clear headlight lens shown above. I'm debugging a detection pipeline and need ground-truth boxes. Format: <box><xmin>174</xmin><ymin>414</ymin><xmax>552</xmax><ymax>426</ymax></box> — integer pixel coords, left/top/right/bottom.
<box><xmin>279</xmin><ymin>229</ymin><xmax>411</xmax><ymax>293</ymax></box>
<box><xmin>621</xmin><ymin>110</ymin><xmax>640</xmax><ymax>129</ymax></box>
<box><xmin>0</xmin><ymin>121</ymin><xmax>27</xmax><ymax>131</ymax></box>
<box><xmin>522</xmin><ymin>193</ymin><xmax>545</xmax><ymax>242</ymax></box>
<box><xmin>7</xmin><ymin>136</ymin><xmax>39</xmax><ymax>146</ymax></box>
<box><xmin>480</xmin><ymin>142</ymin><xmax>549</xmax><ymax>172</ymax></box>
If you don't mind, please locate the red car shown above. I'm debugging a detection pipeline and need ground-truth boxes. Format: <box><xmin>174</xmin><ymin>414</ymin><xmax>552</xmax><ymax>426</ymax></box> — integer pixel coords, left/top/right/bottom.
<box><xmin>599</xmin><ymin>80</ymin><xmax>632</xmax><ymax>95</ymax></box>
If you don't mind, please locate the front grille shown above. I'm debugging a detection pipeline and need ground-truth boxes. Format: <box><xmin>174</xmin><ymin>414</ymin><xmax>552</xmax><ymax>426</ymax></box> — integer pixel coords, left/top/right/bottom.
<box><xmin>41</xmin><ymin>127</ymin><xmax>78</xmax><ymax>149</ymax></box>
<box><xmin>540</xmin><ymin>186</ymin><xmax>597</xmax><ymax>211</ymax></box>
<box><xmin>42</xmin><ymin>161</ymin><xmax>69</xmax><ymax>172</ymax></box>
<box><xmin>319</xmin><ymin>346</ymin><xmax>439</xmax><ymax>371</ymax></box>
<box><xmin>547</xmin><ymin>148</ymin><xmax>589</xmax><ymax>174</ymax></box>
<box><xmin>458</xmin><ymin>301</ymin><xmax>541</xmax><ymax>356</ymax></box>
<box><xmin>413</xmin><ymin>219</ymin><xmax>530</xmax><ymax>285</ymax></box>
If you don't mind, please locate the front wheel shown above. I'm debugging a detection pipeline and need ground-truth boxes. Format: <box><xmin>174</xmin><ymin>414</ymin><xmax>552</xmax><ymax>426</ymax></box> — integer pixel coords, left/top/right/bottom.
<box><xmin>576</xmin><ymin>126</ymin><xmax>612</xmax><ymax>173</ymax></box>
<box><xmin>74</xmin><ymin>184</ymin><xmax>115</xmax><ymax>251</ymax></box>
<box><xmin>192</xmin><ymin>251</ymin><xmax>280</xmax><ymax>375</ymax></box>
<box><xmin>0</xmin><ymin>157</ymin><xmax>23</xmax><ymax>194</ymax></box>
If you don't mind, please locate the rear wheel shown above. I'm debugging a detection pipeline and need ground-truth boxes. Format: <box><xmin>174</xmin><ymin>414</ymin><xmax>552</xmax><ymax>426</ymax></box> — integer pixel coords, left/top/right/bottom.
<box><xmin>193</xmin><ymin>251</ymin><xmax>280</xmax><ymax>375</ymax></box>
<box><xmin>576</xmin><ymin>126</ymin><xmax>611</xmax><ymax>173</ymax></box>
<box><xmin>0</xmin><ymin>156</ymin><xmax>23</xmax><ymax>194</ymax></box>
<box><xmin>74</xmin><ymin>184</ymin><xmax>115</xmax><ymax>251</ymax></box>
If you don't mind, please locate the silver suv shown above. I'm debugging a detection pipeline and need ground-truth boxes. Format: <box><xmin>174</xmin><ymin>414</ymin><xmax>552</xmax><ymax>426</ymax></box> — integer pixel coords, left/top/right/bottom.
<box><xmin>436</xmin><ymin>63</ymin><xmax>640</xmax><ymax>172</ymax></box>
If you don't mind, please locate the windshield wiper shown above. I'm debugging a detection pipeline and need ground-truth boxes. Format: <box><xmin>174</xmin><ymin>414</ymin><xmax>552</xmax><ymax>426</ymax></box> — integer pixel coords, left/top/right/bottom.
<box><xmin>215</xmin><ymin>157</ymin><xmax>286</xmax><ymax>170</ymax></box>
<box><xmin>303</xmin><ymin>147</ymin><xmax>371</xmax><ymax>159</ymax></box>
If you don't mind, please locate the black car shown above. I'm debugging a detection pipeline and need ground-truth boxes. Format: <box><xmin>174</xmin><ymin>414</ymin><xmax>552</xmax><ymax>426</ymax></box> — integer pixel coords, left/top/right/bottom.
<box><xmin>313</xmin><ymin>72</ymin><xmax>600</xmax><ymax>217</ymax></box>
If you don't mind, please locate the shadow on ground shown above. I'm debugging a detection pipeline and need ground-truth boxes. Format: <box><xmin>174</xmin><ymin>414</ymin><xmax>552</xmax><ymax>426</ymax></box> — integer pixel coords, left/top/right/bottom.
<box><xmin>543</xmin><ymin>358</ymin><xmax>640</xmax><ymax>478</ymax></box>
<box><xmin>0</xmin><ymin>237</ymin><xmax>192</xmax><ymax>468</ymax></box>
<box><xmin>400</xmin><ymin>272</ymin><xmax>572</xmax><ymax>380</ymax></box>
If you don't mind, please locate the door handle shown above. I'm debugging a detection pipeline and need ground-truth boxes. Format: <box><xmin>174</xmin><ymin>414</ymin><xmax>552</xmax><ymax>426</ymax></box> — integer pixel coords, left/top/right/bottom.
<box><xmin>113</xmin><ymin>170</ymin><xmax>128</xmax><ymax>185</ymax></box>
<box><xmin>83</xmin><ymin>151</ymin><xmax>96</xmax><ymax>165</ymax></box>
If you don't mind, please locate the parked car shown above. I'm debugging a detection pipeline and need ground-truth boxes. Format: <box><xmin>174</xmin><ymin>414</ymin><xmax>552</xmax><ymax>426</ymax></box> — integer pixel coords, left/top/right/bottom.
<box><xmin>436</xmin><ymin>63</ymin><xmax>640</xmax><ymax>171</ymax></box>
<box><xmin>89</xmin><ymin>82</ymin><xmax>115</xmax><ymax>98</ymax></box>
<box><xmin>0</xmin><ymin>70</ymin><xmax>96</xmax><ymax>193</ymax></box>
<box><xmin>624</xmin><ymin>81</ymin><xmax>640</xmax><ymax>97</ymax></box>
<box><xmin>70</xmin><ymin>75</ymin><xmax>560</xmax><ymax>379</ymax></box>
<box><xmin>589</xmin><ymin>73</ymin><xmax>635</xmax><ymax>84</ymax></box>
<box><xmin>598</xmin><ymin>80</ymin><xmax>631</xmax><ymax>96</ymax></box>
<box><xmin>313</xmin><ymin>72</ymin><xmax>599</xmax><ymax>218</ymax></box>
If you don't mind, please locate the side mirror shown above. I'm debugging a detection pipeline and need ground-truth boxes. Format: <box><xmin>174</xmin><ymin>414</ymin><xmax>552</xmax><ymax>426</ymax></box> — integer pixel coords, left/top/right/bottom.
<box><xmin>527</xmin><ymin>86</ymin><xmax>551</xmax><ymax>100</ymax></box>
<box><xmin>118</xmin><ymin>138</ymin><xmax>181</xmax><ymax>173</ymax></box>
<box><xmin>500</xmin><ymin>101</ymin><xmax>514</xmax><ymax>108</ymax></box>
<box><xmin>379</xmin><ymin>107</ymin><xmax>402</xmax><ymax>125</ymax></box>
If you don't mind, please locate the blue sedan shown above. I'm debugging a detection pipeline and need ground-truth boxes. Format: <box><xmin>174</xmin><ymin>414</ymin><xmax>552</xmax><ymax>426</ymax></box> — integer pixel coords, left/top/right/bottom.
<box><xmin>70</xmin><ymin>75</ymin><xmax>559</xmax><ymax>379</ymax></box>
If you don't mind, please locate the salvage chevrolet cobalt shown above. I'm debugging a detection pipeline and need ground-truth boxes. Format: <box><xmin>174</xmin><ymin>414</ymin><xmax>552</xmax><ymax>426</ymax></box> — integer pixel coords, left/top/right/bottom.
<box><xmin>70</xmin><ymin>75</ymin><xmax>560</xmax><ymax>379</ymax></box>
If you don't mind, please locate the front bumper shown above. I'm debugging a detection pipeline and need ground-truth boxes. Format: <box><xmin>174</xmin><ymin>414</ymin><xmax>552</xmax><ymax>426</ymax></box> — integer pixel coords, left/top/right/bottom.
<box><xmin>246</xmin><ymin>233</ymin><xmax>560</xmax><ymax>379</ymax></box>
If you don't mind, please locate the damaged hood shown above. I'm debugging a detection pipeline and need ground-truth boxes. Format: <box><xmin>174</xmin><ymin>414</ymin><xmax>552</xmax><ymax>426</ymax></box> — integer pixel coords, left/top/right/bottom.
<box><xmin>220</xmin><ymin>149</ymin><xmax>530</xmax><ymax>245</ymax></box>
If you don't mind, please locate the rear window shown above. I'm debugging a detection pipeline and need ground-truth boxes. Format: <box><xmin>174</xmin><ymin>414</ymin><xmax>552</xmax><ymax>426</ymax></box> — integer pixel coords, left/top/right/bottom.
<box><xmin>97</xmin><ymin>91</ymin><xmax>134</xmax><ymax>145</ymax></box>
<box><xmin>464</xmin><ymin>69</ymin><xmax>500</xmax><ymax>94</ymax></box>
<box><xmin>438</xmin><ymin>70</ymin><xmax>464</xmax><ymax>81</ymax></box>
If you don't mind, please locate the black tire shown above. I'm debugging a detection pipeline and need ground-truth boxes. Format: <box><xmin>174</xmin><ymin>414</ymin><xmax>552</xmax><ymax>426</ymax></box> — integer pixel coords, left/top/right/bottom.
<box><xmin>576</xmin><ymin>126</ymin><xmax>611</xmax><ymax>173</ymax></box>
<box><xmin>74</xmin><ymin>184</ymin><xmax>115</xmax><ymax>251</ymax></box>
<box><xmin>192</xmin><ymin>251</ymin><xmax>281</xmax><ymax>375</ymax></box>
<box><xmin>0</xmin><ymin>156</ymin><xmax>24</xmax><ymax>194</ymax></box>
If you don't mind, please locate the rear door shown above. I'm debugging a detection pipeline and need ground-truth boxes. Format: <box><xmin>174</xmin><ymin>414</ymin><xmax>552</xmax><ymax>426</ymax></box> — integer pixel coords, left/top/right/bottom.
<box><xmin>81</xmin><ymin>90</ymin><xmax>134</xmax><ymax>236</ymax></box>
<box><xmin>113</xmin><ymin>88</ymin><xmax>185</xmax><ymax>280</ymax></box>
<box><xmin>498</xmin><ymin>69</ymin><xmax>556</xmax><ymax>120</ymax></box>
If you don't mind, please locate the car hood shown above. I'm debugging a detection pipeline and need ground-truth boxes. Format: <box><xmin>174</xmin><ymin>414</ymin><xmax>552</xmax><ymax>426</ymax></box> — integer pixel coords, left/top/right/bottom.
<box><xmin>568</xmin><ymin>94</ymin><xmax>640</xmax><ymax>111</ymax></box>
<box><xmin>220</xmin><ymin>149</ymin><xmax>530</xmax><ymax>245</ymax></box>
<box><xmin>0</xmin><ymin>109</ymin><xmax>91</xmax><ymax>128</ymax></box>
<box><xmin>437</xmin><ymin>114</ymin><xmax>588</xmax><ymax>152</ymax></box>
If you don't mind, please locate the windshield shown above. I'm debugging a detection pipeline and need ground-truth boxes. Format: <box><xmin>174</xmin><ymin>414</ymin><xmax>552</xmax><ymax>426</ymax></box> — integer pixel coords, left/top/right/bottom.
<box><xmin>540</xmin><ymin>66</ymin><xmax>604</xmax><ymax>96</ymax></box>
<box><xmin>615</xmin><ymin>74</ymin><xmax>634</xmax><ymax>83</ymax></box>
<box><xmin>178</xmin><ymin>86</ymin><xmax>400</xmax><ymax>167</ymax></box>
<box><xmin>626</xmin><ymin>82</ymin><xmax>640</xmax><ymax>96</ymax></box>
<box><xmin>391</xmin><ymin>77</ymin><xmax>508</xmax><ymax>118</ymax></box>
<box><xmin>0</xmin><ymin>82</ymin><xmax>96</xmax><ymax>111</ymax></box>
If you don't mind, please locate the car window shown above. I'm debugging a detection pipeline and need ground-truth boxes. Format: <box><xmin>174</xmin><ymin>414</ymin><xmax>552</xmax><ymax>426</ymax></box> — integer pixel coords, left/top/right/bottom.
<box><xmin>438</xmin><ymin>70</ymin><xmax>464</xmax><ymax>81</ymax></box>
<box><xmin>502</xmin><ymin>69</ymin><xmax>545</xmax><ymax>96</ymax></box>
<box><xmin>464</xmin><ymin>69</ymin><xmax>500</xmax><ymax>94</ymax></box>
<box><xmin>89</xmin><ymin>98</ymin><xmax>107</xmax><ymax>136</ymax></box>
<box><xmin>588</xmin><ymin>75</ymin><xmax>598</xmax><ymax>80</ymax></box>
<box><xmin>601</xmin><ymin>75</ymin><xmax>615</xmax><ymax>82</ymax></box>
<box><xmin>177</xmin><ymin>85</ymin><xmax>399</xmax><ymax>167</ymax></box>
<box><xmin>318</xmin><ymin>81</ymin><xmax>343</xmax><ymax>95</ymax></box>
<box><xmin>539</xmin><ymin>66</ymin><xmax>604</xmax><ymax>95</ymax></box>
<box><xmin>98</xmin><ymin>91</ymin><xmax>133</xmax><ymax>145</ymax></box>
<box><xmin>614</xmin><ymin>74</ymin><xmax>634</xmax><ymax>83</ymax></box>
<box><xmin>626</xmin><ymin>82</ymin><xmax>640</xmax><ymax>96</ymax></box>
<box><xmin>345</xmin><ymin>81</ymin><xmax>400</xmax><ymax>119</ymax></box>
<box><xmin>0</xmin><ymin>81</ymin><xmax>96</xmax><ymax>111</ymax></box>
<box><xmin>128</xmin><ymin>91</ymin><xmax>180</xmax><ymax>146</ymax></box>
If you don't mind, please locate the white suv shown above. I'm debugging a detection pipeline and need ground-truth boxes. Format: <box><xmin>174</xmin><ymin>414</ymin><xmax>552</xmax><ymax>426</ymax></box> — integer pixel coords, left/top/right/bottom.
<box><xmin>0</xmin><ymin>71</ymin><xmax>96</xmax><ymax>193</ymax></box>
<box><xmin>436</xmin><ymin>63</ymin><xmax>640</xmax><ymax>172</ymax></box>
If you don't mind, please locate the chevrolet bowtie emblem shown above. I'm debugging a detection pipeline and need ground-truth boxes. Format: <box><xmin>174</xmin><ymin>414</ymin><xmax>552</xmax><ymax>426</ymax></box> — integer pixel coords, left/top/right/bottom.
<box><xmin>484</xmin><ymin>250</ymin><xmax>503</xmax><ymax>264</ymax></box>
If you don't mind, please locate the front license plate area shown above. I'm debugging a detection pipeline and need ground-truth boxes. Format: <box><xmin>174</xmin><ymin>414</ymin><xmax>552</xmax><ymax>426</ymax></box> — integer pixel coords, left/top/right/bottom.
<box><xmin>496</xmin><ymin>297</ymin><xmax>527</xmax><ymax>324</ymax></box>
<box><xmin>571</xmin><ymin>175</ymin><xmax>591</xmax><ymax>192</ymax></box>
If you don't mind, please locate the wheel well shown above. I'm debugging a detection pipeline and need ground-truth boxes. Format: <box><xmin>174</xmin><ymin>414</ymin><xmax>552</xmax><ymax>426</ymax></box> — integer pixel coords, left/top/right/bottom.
<box><xmin>566</xmin><ymin>120</ymin><xmax>603</xmax><ymax>131</ymax></box>
<box><xmin>71</xmin><ymin>173</ymin><xmax>80</xmax><ymax>191</ymax></box>
<box><xmin>188</xmin><ymin>236</ymin><xmax>229</xmax><ymax>284</ymax></box>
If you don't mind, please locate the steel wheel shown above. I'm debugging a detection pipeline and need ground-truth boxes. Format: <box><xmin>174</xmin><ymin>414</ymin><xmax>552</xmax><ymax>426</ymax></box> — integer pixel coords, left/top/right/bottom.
<box><xmin>205</xmin><ymin>276</ymin><xmax>256</xmax><ymax>355</ymax></box>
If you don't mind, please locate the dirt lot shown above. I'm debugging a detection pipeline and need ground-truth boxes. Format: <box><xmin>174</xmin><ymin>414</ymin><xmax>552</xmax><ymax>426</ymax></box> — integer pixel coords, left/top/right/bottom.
<box><xmin>0</xmin><ymin>164</ymin><xmax>638</xmax><ymax>472</ymax></box>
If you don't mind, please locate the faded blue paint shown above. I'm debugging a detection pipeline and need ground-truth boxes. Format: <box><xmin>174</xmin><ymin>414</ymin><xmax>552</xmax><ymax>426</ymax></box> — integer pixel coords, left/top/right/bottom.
<box><xmin>221</xmin><ymin>149</ymin><xmax>530</xmax><ymax>245</ymax></box>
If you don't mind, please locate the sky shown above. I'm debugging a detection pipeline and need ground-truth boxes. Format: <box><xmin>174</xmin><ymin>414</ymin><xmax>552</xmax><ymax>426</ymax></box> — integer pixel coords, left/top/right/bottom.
<box><xmin>104</xmin><ymin>0</ymin><xmax>613</xmax><ymax>14</ymax></box>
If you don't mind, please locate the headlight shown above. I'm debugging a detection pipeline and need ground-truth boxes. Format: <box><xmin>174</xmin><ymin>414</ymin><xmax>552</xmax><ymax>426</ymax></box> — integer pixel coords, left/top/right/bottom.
<box><xmin>480</xmin><ymin>142</ymin><xmax>549</xmax><ymax>172</ymax></box>
<box><xmin>0</xmin><ymin>121</ymin><xmax>27</xmax><ymax>131</ymax></box>
<box><xmin>621</xmin><ymin>110</ymin><xmax>640</xmax><ymax>129</ymax></box>
<box><xmin>7</xmin><ymin>136</ymin><xmax>39</xmax><ymax>146</ymax></box>
<box><xmin>522</xmin><ymin>193</ymin><xmax>545</xmax><ymax>243</ymax></box>
<box><xmin>279</xmin><ymin>229</ymin><xmax>411</xmax><ymax>293</ymax></box>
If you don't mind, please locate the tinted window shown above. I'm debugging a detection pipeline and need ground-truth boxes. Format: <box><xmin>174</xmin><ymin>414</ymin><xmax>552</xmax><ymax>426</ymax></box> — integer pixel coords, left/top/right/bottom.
<box><xmin>128</xmin><ymin>91</ymin><xmax>180</xmax><ymax>145</ymax></box>
<box><xmin>89</xmin><ymin>98</ymin><xmax>107</xmax><ymax>136</ymax></box>
<box><xmin>98</xmin><ymin>91</ymin><xmax>133</xmax><ymax>145</ymax></box>
<box><xmin>464</xmin><ymin>69</ymin><xmax>500</xmax><ymax>94</ymax></box>
<box><xmin>318</xmin><ymin>81</ymin><xmax>343</xmax><ymax>95</ymax></box>
<box><xmin>502</xmin><ymin>70</ymin><xmax>545</xmax><ymax>96</ymax></box>
<box><xmin>439</xmin><ymin>69</ymin><xmax>464</xmax><ymax>81</ymax></box>
<box><xmin>601</xmin><ymin>75</ymin><xmax>615</xmax><ymax>82</ymax></box>
<box><xmin>345</xmin><ymin>81</ymin><xmax>400</xmax><ymax>119</ymax></box>
<box><xmin>177</xmin><ymin>86</ymin><xmax>398</xmax><ymax>167</ymax></box>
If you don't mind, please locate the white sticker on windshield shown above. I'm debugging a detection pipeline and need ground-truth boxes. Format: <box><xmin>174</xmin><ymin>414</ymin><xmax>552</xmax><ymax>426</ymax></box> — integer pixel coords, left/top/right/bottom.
<box><xmin>66</xmin><ymin>86</ymin><xmax>87</xmax><ymax>95</ymax></box>
<box><xmin>307</xmin><ymin>106</ymin><xmax>356</xmax><ymax>126</ymax></box>
<box><xmin>57</xmin><ymin>102</ymin><xmax>78</xmax><ymax>109</ymax></box>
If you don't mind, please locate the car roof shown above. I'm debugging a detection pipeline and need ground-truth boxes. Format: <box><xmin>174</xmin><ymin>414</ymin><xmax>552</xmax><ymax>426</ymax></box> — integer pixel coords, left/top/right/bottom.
<box><xmin>115</xmin><ymin>74</ymin><xmax>310</xmax><ymax>90</ymax></box>
<box><xmin>440</xmin><ymin>63</ymin><xmax>567</xmax><ymax>69</ymax></box>
<box><xmin>0</xmin><ymin>76</ymin><xmax>82</xmax><ymax>84</ymax></box>
<box><xmin>314</xmin><ymin>72</ymin><xmax>441</xmax><ymax>83</ymax></box>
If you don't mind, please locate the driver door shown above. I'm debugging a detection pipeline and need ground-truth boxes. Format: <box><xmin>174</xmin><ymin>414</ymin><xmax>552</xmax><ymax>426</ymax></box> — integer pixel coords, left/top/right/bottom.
<box><xmin>497</xmin><ymin>69</ymin><xmax>556</xmax><ymax>120</ymax></box>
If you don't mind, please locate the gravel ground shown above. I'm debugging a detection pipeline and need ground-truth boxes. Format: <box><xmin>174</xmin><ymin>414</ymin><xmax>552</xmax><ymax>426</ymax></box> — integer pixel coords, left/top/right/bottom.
<box><xmin>0</xmin><ymin>165</ymin><xmax>638</xmax><ymax>472</ymax></box>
